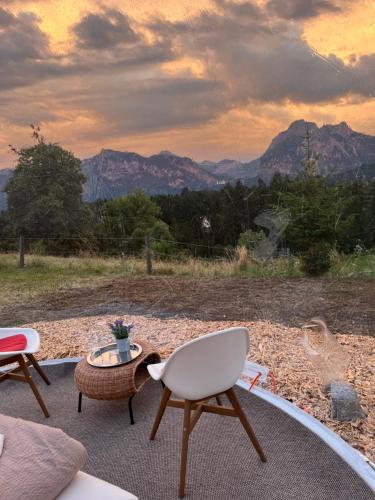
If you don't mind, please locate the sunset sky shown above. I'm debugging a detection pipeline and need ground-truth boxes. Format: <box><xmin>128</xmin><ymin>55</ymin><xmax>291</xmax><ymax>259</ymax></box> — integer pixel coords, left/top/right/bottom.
<box><xmin>0</xmin><ymin>0</ymin><xmax>374</xmax><ymax>167</ymax></box>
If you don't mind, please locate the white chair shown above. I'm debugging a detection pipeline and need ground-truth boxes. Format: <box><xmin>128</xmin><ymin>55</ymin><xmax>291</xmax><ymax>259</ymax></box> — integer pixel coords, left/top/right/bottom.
<box><xmin>147</xmin><ymin>327</ymin><xmax>267</xmax><ymax>498</ymax></box>
<box><xmin>57</xmin><ymin>471</ymin><xmax>138</xmax><ymax>500</ymax></box>
<box><xmin>0</xmin><ymin>328</ymin><xmax>50</xmax><ymax>417</ymax></box>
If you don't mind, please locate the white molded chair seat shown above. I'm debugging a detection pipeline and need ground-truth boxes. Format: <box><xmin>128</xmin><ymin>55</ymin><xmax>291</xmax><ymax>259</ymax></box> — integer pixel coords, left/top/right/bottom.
<box><xmin>57</xmin><ymin>471</ymin><xmax>138</xmax><ymax>500</ymax></box>
<box><xmin>0</xmin><ymin>327</ymin><xmax>50</xmax><ymax>417</ymax></box>
<box><xmin>147</xmin><ymin>327</ymin><xmax>250</xmax><ymax>401</ymax></box>
<box><xmin>0</xmin><ymin>328</ymin><xmax>40</xmax><ymax>361</ymax></box>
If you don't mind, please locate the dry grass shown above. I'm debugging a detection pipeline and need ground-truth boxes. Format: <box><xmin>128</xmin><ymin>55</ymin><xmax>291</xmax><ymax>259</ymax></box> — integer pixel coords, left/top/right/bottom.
<box><xmin>0</xmin><ymin>251</ymin><xmax>373</xmax><ymax>308</ymax></box>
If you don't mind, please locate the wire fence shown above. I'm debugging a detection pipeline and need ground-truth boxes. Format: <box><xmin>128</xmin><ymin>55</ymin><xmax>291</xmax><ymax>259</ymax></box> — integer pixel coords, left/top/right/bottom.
<box><xmin>0</xmin><ymin>233</ymin><xmax>295</xmax><ymax>274</ymax></box>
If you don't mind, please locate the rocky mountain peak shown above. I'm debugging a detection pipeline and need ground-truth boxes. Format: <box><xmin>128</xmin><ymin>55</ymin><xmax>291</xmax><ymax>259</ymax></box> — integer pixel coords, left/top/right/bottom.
<box><xmin>81</xmin><ymin>148</ymin><xmax>221</xmax><ymax>202</ymax></box>
<box><xmin>158</xmin><ymin>150</ymin><xmax>178</xmax><ymax>158</ymax></box>
<box><xmin>321</xmin><ymin>121</ymin><xmax>352</xmax><ymax>136</ymax></box>
<box><xmin>253</xmin><ymin>119</ymin><xmax>375</xmax><ymax>179</ymax></box>
<box><xmin>286</xmin><ymin>119</ymin><xmax>319</xmax><ymax>135</ymax></box>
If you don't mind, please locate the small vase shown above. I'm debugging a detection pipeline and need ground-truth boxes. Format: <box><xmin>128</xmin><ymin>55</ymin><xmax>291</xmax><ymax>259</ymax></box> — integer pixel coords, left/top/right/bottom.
<box><xmin>116</xmin><ymin>338</ymin><xmax>130</xmax><ymax>353</ymax></box>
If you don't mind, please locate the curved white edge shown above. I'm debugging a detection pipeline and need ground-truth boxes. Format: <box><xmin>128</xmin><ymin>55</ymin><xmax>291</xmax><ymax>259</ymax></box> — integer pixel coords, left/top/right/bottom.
<box><xmin>15</xmin><ymin>357</ymin><xmax>375</xmax><ymax>493</ymax></box>
<box><xmin>236</xmin><ymin>379</ymin><xmax>375</xmax><ymax>493</ymax></box>
<box><xmin>39</xmin><ymin>357</ymin><xmax>83</xmax><ymax>365</ymax></box>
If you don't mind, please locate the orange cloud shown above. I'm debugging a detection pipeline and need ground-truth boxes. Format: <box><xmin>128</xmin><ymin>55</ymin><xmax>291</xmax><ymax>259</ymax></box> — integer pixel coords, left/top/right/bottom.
<box><xmin>0</xmin><ymin>0</ymin><xmax>374</xmax><ymax>168</ymax></box>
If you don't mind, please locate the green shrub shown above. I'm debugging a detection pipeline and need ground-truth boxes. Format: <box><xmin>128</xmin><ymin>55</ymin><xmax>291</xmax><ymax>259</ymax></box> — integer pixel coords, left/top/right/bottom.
<box><xmin>238</xmin><ymin>229</ymin><xmax>265</xmax><ymax>250</ymax></box>
<box><xmin>152</xmin><ymin>240</ymin><xmax>177</xmax><ymax>259</ymax></box>
<box><xmin>300</xmin><ymin>242</ymin><xmax>332</xmax><ymax>276</ymax></box>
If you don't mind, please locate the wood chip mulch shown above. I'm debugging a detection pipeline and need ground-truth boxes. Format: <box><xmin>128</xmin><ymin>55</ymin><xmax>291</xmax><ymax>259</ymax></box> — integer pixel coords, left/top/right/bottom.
<box><xmin>27</xmin><ymin>315</ymin><xmax>374</xmax><ymax>462</ymax></box>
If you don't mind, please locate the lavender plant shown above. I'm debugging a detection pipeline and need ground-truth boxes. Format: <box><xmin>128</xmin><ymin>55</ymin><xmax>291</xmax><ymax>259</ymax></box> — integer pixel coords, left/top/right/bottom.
<box><xmin>108</xmin><ymin>320</ymin><xmax>133</xmax><ymax>340</ymax></box>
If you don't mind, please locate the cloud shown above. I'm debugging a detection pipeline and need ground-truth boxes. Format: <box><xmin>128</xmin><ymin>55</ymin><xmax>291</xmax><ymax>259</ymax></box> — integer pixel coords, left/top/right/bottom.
<box><xmin>214</xmin><ymin>0</ymin><xmax>264</xmax><ymax>19</ymax></box>
<box><xmin>148</xmin><ymin>0</ymin><xmax>375</xmax><ymax>105</ymax></box>
<box><xmin>87</xmin><ymin>77</ymin><xmax>229</xmax><ymax>133</ymax></box>
<box><xmin>0</xmin><ymin>6</ymin><xmax>15</xmax><ymax>26</ymax></box>
<box><xmin>0</xmin><ymin>11</ymin><xmax>50</xmax><ymax>62</ymax></box>
<box><xmin>33</xmin><ymin>75</ymin><xmax>230</xmax><ymax>138</ymax></box>
<box><xmin>0</xmin><ymin>0</ymin><xmax>374</xmax><ymax>166</ymax></box>
<box><xmin>0</xmin><ymin>7</ymin><xmax>174</xmax><ymax>92</ymax></box>
<box><xmin>0</xmin><ymin>9</ymin><xmax>64</xmax><ymax>90</ymax></box>
<box><xmin>266</xmin><ymin>0</ymin><xmax>341</xmax><ymax>20</ymax></box>
<box><xmin>73</xmin><ymin>8</ymin><xmax>140</xmax><ymax>50</ymax></box>
<box><xmin>0</xmin><ymin>0</ymin><xmax>46</xmax><ymax>4</ymax></box>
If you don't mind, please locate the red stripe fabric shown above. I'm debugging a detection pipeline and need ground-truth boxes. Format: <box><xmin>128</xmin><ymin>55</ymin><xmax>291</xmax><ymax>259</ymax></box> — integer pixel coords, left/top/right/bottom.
<box><xmin>0</xmin><ymin>334</ymin><xmax>27</xmax><ymax>352</ymax></box>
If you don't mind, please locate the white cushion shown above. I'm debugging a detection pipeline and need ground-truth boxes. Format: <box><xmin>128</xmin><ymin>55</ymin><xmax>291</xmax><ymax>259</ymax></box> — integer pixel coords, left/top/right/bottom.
<box><xmin>57</xmin><ymin>472</ymin><xmax>138</xmax><ymax>500</ymax></box>
<box><xmin>147</xmin><ymin>361</ymin><xmax>166</xmax><ymax>381</ymax></box>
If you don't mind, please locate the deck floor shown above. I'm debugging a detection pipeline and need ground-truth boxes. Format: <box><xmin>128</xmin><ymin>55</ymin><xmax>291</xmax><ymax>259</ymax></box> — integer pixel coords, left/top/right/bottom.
<box><xmin>0</xmin><ymin>363</ymin><xmax>373</xmax><ymax>500</ymax></box>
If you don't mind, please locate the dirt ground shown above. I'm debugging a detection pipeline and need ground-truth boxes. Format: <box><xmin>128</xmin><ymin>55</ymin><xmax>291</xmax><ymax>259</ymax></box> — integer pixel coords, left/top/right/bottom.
<box><xmin>1</xmin><ymin>276</ymin><xmax>374</xmax><ymax>336</ymax></box>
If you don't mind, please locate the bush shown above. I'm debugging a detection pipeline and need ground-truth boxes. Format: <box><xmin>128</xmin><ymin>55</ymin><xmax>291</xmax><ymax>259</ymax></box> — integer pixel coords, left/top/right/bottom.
<box><xmin>152</xmin><ymin>240</ymin><xmax>177</xmax><ymax>259</ymax></box>
<box><xmin>238</xmin><ymin>229</ymin><xmax>265</xmax><ymax>250</ymax></box>
<box><xmin>300</xmin><ymin>242</ymin><xmax>332</xmax><ymax>276</ymax></box>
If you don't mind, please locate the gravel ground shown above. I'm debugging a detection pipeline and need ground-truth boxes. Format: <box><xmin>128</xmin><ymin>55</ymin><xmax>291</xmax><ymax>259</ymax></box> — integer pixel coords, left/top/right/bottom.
<box><xmin>25</xmin><ymin>314</ymin><xmax>375</xmax><ymax>462</ymax></box>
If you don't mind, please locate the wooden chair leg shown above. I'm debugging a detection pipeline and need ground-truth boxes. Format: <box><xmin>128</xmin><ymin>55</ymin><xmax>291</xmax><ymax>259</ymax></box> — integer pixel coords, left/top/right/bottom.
<box><xmin>179</xmin><ymin>400</ymin><xmax>192</xmax><ymax>498</ymax></box>
<box><xmin>150</xmin><ymin>387</ymin><xmax>171</xmax><ymax>440</ymax></box>
<box><xmin>215</xmin><ymin>395</ymin><xmax>223</xmax><ymax>406</ymax></box>
<box><xmin>225</xmin><ymin>387</ymin><xmax>266</xmax><ymax>462</ymax></box>
<box><xmin>18</xmin><ymin>356</ymin><xmax>49</xmax><ymax>418</ymax></box>
<box><xmin>26</xmin><ymin>354</ymin><xmax>50</xmax><ymax>385</ymax></box>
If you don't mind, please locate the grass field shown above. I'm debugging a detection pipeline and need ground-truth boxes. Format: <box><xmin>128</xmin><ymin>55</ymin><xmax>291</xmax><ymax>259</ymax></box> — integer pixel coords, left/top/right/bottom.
<box><xmin>0</xmin><ymin>251</ymin><xmax>374</xmax><ymax>308</ymax></box>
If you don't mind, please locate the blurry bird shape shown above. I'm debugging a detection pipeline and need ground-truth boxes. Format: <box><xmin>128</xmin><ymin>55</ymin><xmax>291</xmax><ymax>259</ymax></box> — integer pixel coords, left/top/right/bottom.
<box><xmin>301</xmin><ymin>318</ymin><xmax>349</xmax><ymax>391</ymax></box>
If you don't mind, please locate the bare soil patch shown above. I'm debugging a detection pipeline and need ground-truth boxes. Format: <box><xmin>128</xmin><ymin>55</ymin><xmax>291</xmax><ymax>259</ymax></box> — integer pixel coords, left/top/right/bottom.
<box><xmin>1</xmin><ymin>276</ymin><xmax>374</xmax><ymax>336</ymax></box>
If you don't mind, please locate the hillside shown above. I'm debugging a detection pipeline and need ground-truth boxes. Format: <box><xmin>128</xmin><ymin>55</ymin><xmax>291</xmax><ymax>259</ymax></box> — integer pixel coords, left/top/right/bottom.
<box><xmin>329</xmin><ymin>163</ymin><xmax>375</xmax><ymax>183</ymax></box>
<box><xmin>253</xmin><ymin>120</ymin><xmax>375</xmax><ymax>181</ymax></box>
<box><xmin>82</xmin><ymin>149</ymin><xmax>222</xmax><ymax>202</ymax></box>
<box><xmin>201</xmin><ymin>120</ymin><xmax>375</xmax><ymax>182</ymax></box>
<box><xmin>0</xmin><ymin>169</ymin><xmax>12</xmax><ymax>211</ymax></box>
<box><xmin>199</xmin><ymin>159</ymin><xmax>251</xmax><ymax>179</ymax></box>
<box><xmin>1</xmin><ymin>120</ymin><xmax>374</xmax><ymax>208</ymax></box>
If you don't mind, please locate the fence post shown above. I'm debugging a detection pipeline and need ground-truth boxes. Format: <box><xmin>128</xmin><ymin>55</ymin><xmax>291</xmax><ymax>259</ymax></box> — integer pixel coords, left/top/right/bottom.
<box><xmin>19</xmin><ymin>235</ymin><xmax>25</xmax><ymax>268</ymax></box>
<box><xmin>287</xmin><ymin>247</ymin><xmax>292</xmax><ymax>273</ymax></box>
<box><xmin>145</xmin><ymin>236</ymin><xmax>153</xmax><ymax>274</ymax></box>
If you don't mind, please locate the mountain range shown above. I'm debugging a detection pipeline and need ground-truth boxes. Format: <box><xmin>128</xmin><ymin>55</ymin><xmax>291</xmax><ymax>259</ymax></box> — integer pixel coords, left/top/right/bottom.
<box><xmin>200</xmin><ymin>120</ymin><xmax>375</xmax><ymax>182</ymax></box>
<box><xmin>0</xmin><ymin>168</ymin><xmax>12</xmax><ymax>211</ymax></box>
<box><xmin>81</xmin><ymin>150</ymin><xmax>223</xmax><ymax>202</ymax></box>
<box><xmin>0</xmin><ymin>120</ymin><xmax>374</xmax><ymax>209</ymax></box>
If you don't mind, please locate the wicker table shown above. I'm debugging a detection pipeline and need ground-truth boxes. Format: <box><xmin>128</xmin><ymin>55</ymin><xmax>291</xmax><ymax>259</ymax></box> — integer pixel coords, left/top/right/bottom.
<box><xmin>74</xmin><ymin>340</ymin><xmax>161</xmax><ymax>424</ymax></box>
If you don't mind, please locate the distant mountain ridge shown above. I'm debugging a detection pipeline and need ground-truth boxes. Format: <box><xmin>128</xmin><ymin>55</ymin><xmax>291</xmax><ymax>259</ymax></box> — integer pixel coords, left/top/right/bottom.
<box><xmin>81</xmin><ymin>149</ymin><xmax>223</xmax><ymax>202</ymax></box>
<box><xmin>254</xmin><ymin>120</ymin><xmax>375</xmax><ymax>180</ymax></box>
<box><xmin>0</xmin><ymin>168</ymin><xmax>12</xmax><ymax>211</ymax></box>
<box><xmin>200</xmin><ymin>120</ymin><xmax>375</xmax><ymax>182</ymax></box>
<box><xmin>0</xmin><ymin>120</ymin><xmax>374</xmax><ymax>209</ymax></box>
<box><xmin>199</xmin><ymin>159</ymin><xmax>250</xmax><ymax>180</ymax></box>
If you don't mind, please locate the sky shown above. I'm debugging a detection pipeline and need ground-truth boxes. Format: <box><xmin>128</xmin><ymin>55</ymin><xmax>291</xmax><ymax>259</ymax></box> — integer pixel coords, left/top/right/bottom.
<box><xmin>0</xmin><ymin>0</ymin><xmax>374</xmax><ymax>167</ymax></box>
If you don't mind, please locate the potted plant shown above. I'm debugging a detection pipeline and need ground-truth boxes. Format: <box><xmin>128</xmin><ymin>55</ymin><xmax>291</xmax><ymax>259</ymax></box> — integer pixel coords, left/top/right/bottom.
<box><xmin>109</xmin><ymin>320</ymin><xmax>133</xmax><ymax>353</ymax></box>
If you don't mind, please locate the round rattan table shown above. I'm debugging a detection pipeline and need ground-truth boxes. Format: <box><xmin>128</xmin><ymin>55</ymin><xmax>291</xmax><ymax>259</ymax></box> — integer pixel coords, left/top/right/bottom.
<box><xmin>74</xmin><ymin>339</ymin><xmax>161</xmax><ymax>424</ymax></box>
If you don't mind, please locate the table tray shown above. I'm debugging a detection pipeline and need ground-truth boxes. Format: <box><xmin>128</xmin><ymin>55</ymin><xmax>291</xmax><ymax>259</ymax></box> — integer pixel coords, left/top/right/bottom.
<box><xmin>87</xmin><ymin>343</ymin><xmax>143</xmax><ymax>368</ymax></box>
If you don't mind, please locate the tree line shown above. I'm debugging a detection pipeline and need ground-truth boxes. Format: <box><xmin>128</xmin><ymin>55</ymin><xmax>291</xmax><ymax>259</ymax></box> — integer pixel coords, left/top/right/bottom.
<box><xmin>0</xmin><ymin>131</ymin><xmax>374</xmax><ymax>275</ymax></box>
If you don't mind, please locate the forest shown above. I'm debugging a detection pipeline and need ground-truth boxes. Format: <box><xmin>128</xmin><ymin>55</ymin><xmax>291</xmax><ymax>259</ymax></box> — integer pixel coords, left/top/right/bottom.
<box><xmin>0</xmin><ymin>135</ymin><xmax>374</xmax><ymax>276</ymax></box>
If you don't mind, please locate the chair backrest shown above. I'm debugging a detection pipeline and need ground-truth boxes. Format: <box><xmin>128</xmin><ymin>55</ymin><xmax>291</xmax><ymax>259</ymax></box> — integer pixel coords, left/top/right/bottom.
<box><xmin>162</xmin><ymin>327</ymin><xmax>249</xmax><ymax>400</ymax></box>
<box><xmin>0</xmin><ymin>328</ymin><xmax>39</xmax><ymax>361</ymax></box>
